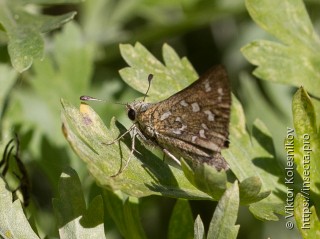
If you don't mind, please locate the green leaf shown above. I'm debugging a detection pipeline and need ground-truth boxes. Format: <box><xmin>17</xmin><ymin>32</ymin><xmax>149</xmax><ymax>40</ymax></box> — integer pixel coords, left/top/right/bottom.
<box><xmin>292</xmin><ymin>87</ymin><xmax>317</xmax><ymax>137</ymax></box>
<box><xmin>0</xmin><ymin>0</ymin><xmax>76</xmax><ymax>72</ymax></box>
<box><xmin>238</xmin><ymin>176</ymin><xmax>270</xmax><ymax>205</ymax></box>
<box><xmin>168</xmin><ymin>199</ymin><xmax>193</xmax><ymax>239</ymax></box>
<box><xmin>0</xmin><ymin>64</ymin><xmax>17</xmax><ymax>116</ymax></box>
<box><xmin>242</xmin><ymin>0</ymin><xmax>320</xmax><ymax>97</ymax></box>
<box><xmin>52</xmin><ymin>168</ymin><xmax>106</xmax><ymax>239</ymax></box>
<box><xmin>181</xmin><ymin>159</ymin><xmax>227</xmax><ymax>201</ymax></box>
<box><xmin>119</xmin><ymin>42</ymin><xmax>198</xmax><ymax>101</ymax></box>
<box><xmin>222</xmin><ymin>96</ymin><xmax>286</xmax><ymax>220</ymax></box>
<box><xmin>294</xmin><ymin>193</ymin><xmax>320</xmax><ymax>239</ymax></box>
<box><xmin>21</xmin><ymin>0</ymin><xmax>82</xmax><ymax>3</ymax></box>
<box><xmin>12</xmin><ymin>21</ymin><xmax>94</xmax><ymax>146</ymax></box>
<box><xmin>103</xmin><ymin>190</ymin><xmax>147</xmax><ymax>239</ymax></box>
<box><xmin>0</xmin><ymin>177</ymin><xmax>39</xmax><ymax>239</ymax></box>
<box><xmin>61</xmin><ymin>99</ymin><xmax>209</xmax><ymax>200</ymax></box>
<box><xmin>31</xmin><ymin>21</ymin><xmax>94</xmax><ymax>102</ymax></box>
<box><xmin>292</xmin><ymin>87</ymin><xmax>320</xmax><ymax>208</ymax></box>
<box><xmin>194</xmin><ymin>215</ymin><xmax>205</xmax><ymax>239</ymax></box>
<box><xmin>207</xmin><ymin>181</ymin><xmax>240</xmax><ymax>239</ymax></box>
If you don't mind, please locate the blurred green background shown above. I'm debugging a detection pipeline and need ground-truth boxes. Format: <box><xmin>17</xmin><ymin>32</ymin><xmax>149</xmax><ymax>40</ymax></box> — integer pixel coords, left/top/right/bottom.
<box><xmin>1</xmin><ymin>0</ymin><xmax>318</xmax><ymax>238</ymax></box>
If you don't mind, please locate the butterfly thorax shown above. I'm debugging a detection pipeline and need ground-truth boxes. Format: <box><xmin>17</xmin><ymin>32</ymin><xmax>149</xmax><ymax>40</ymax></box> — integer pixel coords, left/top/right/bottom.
<box><xmin>127</xmin><ymin>101</ymin><xmax>158</xmax><ymax>141</ymax></box>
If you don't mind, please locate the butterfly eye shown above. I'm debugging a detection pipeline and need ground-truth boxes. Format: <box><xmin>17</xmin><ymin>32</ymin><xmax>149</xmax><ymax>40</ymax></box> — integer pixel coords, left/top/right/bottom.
<box><xmin>128</xmin><ymin>108</ymin><xmax>136</xmax><ymax>121</ymax></box>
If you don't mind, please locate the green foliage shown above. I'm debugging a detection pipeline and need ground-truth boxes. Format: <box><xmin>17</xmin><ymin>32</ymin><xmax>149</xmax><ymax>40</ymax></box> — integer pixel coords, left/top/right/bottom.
<box><xmin>0</xmin><ymin>178</ymin><xmax>39</xmax><ymax>239</ymax></box>
<box><xmin>25</xmin><ymin>22</ymin><xmax>95</xmax><ymax>144</ymax></box>
<box><xmin>292</xmin><ymin>87</ymin><xmax>320</xmax><ymax>203</ymax></box>
<box><xmin>223</xmin><ymin>95</ymin><xmax>285</xmax><ymax>220</ymax></box>
<box><xmin>194</xmin><ymin>216</ymin><xmax>205</xmax><ymax>239</ymax></box>
<box><xmin>0</xmin><ymin>0</ymin><xmax>77</xmax><ymax>72</ymax></box>
<box><xmin>53</xmin><ymin>168</ymin><xmax>106</xmax><ymax>239</ymax></box>
<box><xmin>294</xmin><ymin>193</ymin><xmax>320</xmax><ymax>239</ymax></box>
<box><xmin>207</xmin><ymin>181</ymin><xmax>240</xmax><ymax>239</ymax></box>
<box><xmin>290</xmin><ymin>88</ymin><xmax>320</xmax><ymax>237</ymax></box>
<box><xmin>0</xmin><ymin>65</ymin><xmax>17</xmax><ymax>116</ymax></box>
<box><xmin>168</xmin><ymin>200</ymin><xmax>193</xmax><ymax>239</ymax></box>
<box><xmin>102</xmin><ymin>190</ymin><xmax>147</xmax><ymax>239</ymax></box>
<box><xmin>242</xmin><ymin>0</ymin><xmax>320</xmax><ymax>97</ymax></box>
<box><xmin>191</xmin><ymin>181</ymin><xmax>240</xmax><ymax>239</ymax></box>
<box><xmin>119</xmin><ymin>43</ymin><xmax>198</xmax><ymax>101</ymax></box>
<box><xmin>242</xmin><ymin>0</ymin><xmax>320</xmax><ymax>237</ymax></box>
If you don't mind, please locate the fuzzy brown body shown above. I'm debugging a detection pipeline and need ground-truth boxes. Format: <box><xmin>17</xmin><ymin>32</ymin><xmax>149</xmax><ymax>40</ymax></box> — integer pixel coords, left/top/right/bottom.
<box><xmin>127</xmin><ymin>65</ymin><xmax>231</xmax><ymax>170</ymax></box>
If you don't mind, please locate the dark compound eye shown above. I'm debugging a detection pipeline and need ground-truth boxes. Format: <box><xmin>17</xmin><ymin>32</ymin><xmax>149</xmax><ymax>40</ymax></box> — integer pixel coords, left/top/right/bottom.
<box><xmin>128</xmin><ymin>108</ymin><xmax>136</xmax><ymax>121</ymax></box>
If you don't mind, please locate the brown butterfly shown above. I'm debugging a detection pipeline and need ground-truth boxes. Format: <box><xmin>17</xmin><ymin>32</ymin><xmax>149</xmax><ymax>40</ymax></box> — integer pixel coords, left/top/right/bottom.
<box><xmin>81</xmin><ymin>65</ymin><xmax>231</xmax><ymax>174</ymax></box>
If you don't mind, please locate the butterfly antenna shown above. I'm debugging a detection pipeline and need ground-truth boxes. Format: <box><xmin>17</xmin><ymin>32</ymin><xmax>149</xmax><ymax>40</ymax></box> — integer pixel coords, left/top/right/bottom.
<box><xmin>142</xmin><ymin>74</ymin><xmax>153</xmax><ymax>102</ymax></box>
<box><xmin>80</xmin><ymin>95</ymin><xmax>106</xmax><ymax>102</ymax></box>
<box><xmin>80</xmin><ymin>96</ymin><xmax>126</xmax><ymax>105</ymax></box>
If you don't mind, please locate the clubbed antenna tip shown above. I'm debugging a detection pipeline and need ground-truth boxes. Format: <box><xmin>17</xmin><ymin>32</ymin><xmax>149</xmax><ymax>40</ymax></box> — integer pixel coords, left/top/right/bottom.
<box><xmin>143</xmin><ymin>74</ymin><xmax>153</xmax><ymax>102</ymax></box>
<box><xmin>80</xmin><ymin>96</ymin><xmax>104</xmax><ymax>102</ymax></box>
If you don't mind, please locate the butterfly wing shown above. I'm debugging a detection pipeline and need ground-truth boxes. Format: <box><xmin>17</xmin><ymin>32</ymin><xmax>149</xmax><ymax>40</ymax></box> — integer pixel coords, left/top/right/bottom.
<box><xmin>151</xmin><ymin>65</ymin><xmax>231</xmax><ymax>154</ymax></box>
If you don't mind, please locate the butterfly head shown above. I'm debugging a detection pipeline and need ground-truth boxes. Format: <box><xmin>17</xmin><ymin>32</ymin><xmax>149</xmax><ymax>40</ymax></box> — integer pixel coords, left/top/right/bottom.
<box><xmin>127</xmin><ymin>105</ymin><xmax>136</xmax><ymax>121</ymax></box>
<box><xmin>126</xmin><ymin>101</ymin><xmax>151</xmax><ymax>122</ymax></box>
<box><xmin>126</xmin><ymin>73</ymin><xmax>154</xmax><ymax>122</ymax></box>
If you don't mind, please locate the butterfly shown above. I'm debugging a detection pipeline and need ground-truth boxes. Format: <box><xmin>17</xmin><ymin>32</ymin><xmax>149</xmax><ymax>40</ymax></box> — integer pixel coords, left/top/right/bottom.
<box><xmin>125</xmin><ymin>65</ymin><xmax>231</xmax><ymax>171</ymax></box>
<box><xmin>81</xmin><ymin>65</ymin><xmax>231</xmax><ymax>174</ymax></box>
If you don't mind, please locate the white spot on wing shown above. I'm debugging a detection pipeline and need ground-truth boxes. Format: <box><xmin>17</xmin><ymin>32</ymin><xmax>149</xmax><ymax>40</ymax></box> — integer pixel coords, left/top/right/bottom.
<box><xmin>192</xmin><ymin>136</ymin><xmax>197</xmax><ymax>143</ymax></box>
<box><xmin>197</xmin><ymin>139</ymin><xmax>220</xmax><ymax>151</ymax></box>
<box><xmin>199</xmin><ymin>129</ymin><xmax>206</xmax><ymax>138</ymax></box>
<box><xmin>217</xmin><ymin>88</ymin><xmax>223</xmax><ymax>102</ymax></box>
<box><xmin>172</xmin><ymin>129</ymin><xmax>181</xmax><ymax>135</ymax></box>
<box><xmin>204</xmin><ymin>110</ymin><xmax>215</xmax><ymax>121</ymax></box>
<box><xmin>204</xmin><ymin>80</ymin><xmax>211</xmax><ymax>92</ymax></box>
<box><xmin>191</xmin><ymin>102</ymin><xmax>200</xmax><ymax>112</ymax></box>
<box><xmin>175</xmin><ymin>117</ymin><xmax>181</xmax><ymax>122</ymax></box>
<box><xmin>180</xmin><ymin>125</ymin><xmax>187</xmax><ymax>131</ymax></box>
<box><xmin>201</xmin><ymin>123</ymin><xmax>208</xmax><ymax>130</ymax></box>
<box><xmin>160</xmin><ymin>111</ymin><xmax>171</xmax><ymax>121</ymax></box>
<box><xmin>180</xmin><ymin>100</ymin><xmax>188</xmax><ymax>107</ymax></box>
<box><xmin>172</xmin><ymin>125</ymin><xmax>187</xmax><ymax>135</ymax></box>
<box><xmin>173</xmin><ymin>125</ymin><xmax>187</xmax><ymax>135</ymax></box>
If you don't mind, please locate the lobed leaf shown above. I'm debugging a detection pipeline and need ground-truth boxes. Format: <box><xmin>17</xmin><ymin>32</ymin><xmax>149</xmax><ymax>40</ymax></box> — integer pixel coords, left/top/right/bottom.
<box><xmin>103</xmin><ymin>190</ymin><xmax>147</xmax><ymax>239</ymax></box>
<box><xmin>181</xmin><ymin>159</ymin><xmax>227</xmax><ymax>201</ymax></box>
<box><xmin>207</xmin><ymin>181</ymin><xmax>240</xmax><ymax>239</ymax></box>
<box><xmin>0</xmin><ymin>64</ymin><xmax>18</xmax><ymax>118</ymax></box>
<box><xmin>242</xmin><ymin>0</ymin><xmax>320</xmax><ymax>97</ymax></box>
<box><xmin>119</xmin><ymin>42</ymin><xmax>197</xmax><ymax>101</ymax></box>
<box><xmin>0</xmin><ymin>178</ymin><xmax>39</xmax><ymax>239</ymax></box>
<box><xmin>223</xmin><ymin>95</ymin><xmax>286</xmax><ymax>220</ymax></box>
<box><xmin>194</xmin><ymin>215</ymin><xmax>205</xmax><ymax>239</ymax></box>
<box><xmin>52</xmin><ymin>168</ymin><xmax>106</xmax><ymax>239</ymax></box>
<box><xmin>292</xmin><ymin>87</ymin><xmax>320</xmax><ymax>209</ymax></box>
<box><xmin>294</xmin><ymin>193</ymin><xmax>320</xmax><ymax>239</ymax></box>
<box><xmin>0</xmin><ymin>0</ymin><xmax>76</xmax><ymax>72</ymax></box>
<box><xmin>168</xmin><ymin>199</ymin><xmax>193</xmax><ymax>239</ymax></box>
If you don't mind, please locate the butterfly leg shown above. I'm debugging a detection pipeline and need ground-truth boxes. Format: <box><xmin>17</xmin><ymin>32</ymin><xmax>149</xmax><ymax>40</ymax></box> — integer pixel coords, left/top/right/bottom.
<box><xmin>163</xmin><ymin>149</ymin><xmax>181</xmax><ymax>166</ymax></box>
<box><xmin>111</xmin><ymin>128</ymin><xmax>137</xmax><ymax>177</ymax></box>
<box><xmin>103</xmin><ymin>124</ymin><xmax>136</xmax><ymax>146</ymax></box>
